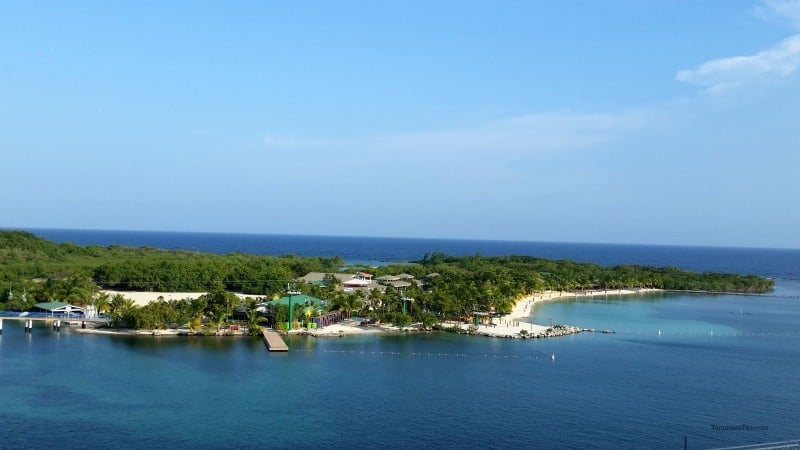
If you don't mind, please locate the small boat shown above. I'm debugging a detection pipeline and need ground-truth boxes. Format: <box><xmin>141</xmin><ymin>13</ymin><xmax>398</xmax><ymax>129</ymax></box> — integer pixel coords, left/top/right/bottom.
<box><xmin>657</xmin><ymin>329</ymin><xmax>662</xmax><ymax>335</ymax></box>
<box><xmin>550</xmin><ymin>354</ymin><xmax>555</xmax><ymax>360</ymax></box>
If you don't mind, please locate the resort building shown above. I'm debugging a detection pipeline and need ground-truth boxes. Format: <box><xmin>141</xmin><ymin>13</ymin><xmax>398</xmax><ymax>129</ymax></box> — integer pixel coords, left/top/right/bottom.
<box><xmin>298</xmin><ymin>272</ymin><xmax>354</xmax><ymax>285</ymax></box>
<box><xmin>32</xmin><ymin>301</ymin><xmax>86</xmax><ymax>317</ymax></box>
<box><xmin>342</xmin><ymin>277</ymin><xmax>371</xmax><ymax>289</ymax></box>
<box><xmin>354</xmin><ymin>272</ymin><xmax>373</xmax><ymax>281</ymax></box>
<box><xmin>256</xmin><ymin>294</ymin><xmax>328</xmax><ymax>328</ymax></box>
<box><xmin>386</xmin><ymin>280</ymin><xmax>413</xmax><ymax>290</ymax></box>
<box><xmin>298</xmin><ymin>272</ymin><xmax>382</xmax><ymax>292</ymax></box>
<box><xmin>375</xmin><ymin>275</ymin><xmax>401</xmax><ymax>284</ymax></box>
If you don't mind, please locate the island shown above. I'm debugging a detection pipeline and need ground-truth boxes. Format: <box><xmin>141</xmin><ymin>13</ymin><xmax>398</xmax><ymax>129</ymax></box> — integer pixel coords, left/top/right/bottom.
<box><xmin>0</xmin><ymin>231</ymin><xmax>774</xmax><ymax>339</ymax></box>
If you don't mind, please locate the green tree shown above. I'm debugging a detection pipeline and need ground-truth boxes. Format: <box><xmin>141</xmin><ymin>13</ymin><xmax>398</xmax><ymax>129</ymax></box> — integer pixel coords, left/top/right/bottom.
<box><xmin>109</xmin><ymin>294</ymin><xmax>136</xmax><ymax>328</ymax></box>
<box><xmin>91</xmin><ymin>291</ymin><xmax>110</xmax><ymax>317</ymax></box>
<box><xmin>246</xmin><ymin>309</ymin><xmax>266</xmax><ymax>336</ymax></box>
<box><xmin>338</xmin><ymin>292</ymin><xmax>363</xmax><ymax>318</ymax></box>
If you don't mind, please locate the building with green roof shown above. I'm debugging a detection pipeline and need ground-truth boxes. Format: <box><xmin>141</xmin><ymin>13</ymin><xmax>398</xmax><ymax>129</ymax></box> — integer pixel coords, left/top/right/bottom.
<box><xmin>268</xmin><ymin>294</ymin><xmax>325</xmax><ymax>308</ymax></box>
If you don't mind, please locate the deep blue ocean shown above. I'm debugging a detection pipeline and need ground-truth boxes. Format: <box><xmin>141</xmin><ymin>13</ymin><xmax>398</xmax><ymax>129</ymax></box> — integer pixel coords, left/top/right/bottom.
<box><xmin>23</xmin><ymin>228</ymin><xmax>800</xmax><ymax>278</ymax></box>
<box><xmin>2</xmin><ymin>229</ymin><xmax>800</xmax><ymax>449</ymax></box>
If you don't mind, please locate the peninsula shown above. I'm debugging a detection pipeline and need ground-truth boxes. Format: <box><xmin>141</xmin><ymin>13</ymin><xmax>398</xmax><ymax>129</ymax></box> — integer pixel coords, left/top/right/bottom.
<box><xmin>0</xmin><ymin>231</ymin><xmax>774</xmax><ymax>338</ymax></box>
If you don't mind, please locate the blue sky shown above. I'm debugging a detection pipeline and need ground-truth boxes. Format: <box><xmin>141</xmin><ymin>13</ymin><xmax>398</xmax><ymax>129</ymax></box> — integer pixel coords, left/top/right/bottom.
<box><xmin>2</xmin><ymin>1</ymin><xmax>799</xmax><ymax>248</ymax></box>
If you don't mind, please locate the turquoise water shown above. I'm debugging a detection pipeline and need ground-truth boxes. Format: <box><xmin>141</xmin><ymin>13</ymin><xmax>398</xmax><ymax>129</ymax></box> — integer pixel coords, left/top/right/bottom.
<box><xmin>2</xmin><ymin>285</ymin><xmax>799</xmax><ymax>449</ymax></box>
<box><xmin>531</xmin><ymin>292</ymin><xmax>741</xmax><ymax>337</ymax></box>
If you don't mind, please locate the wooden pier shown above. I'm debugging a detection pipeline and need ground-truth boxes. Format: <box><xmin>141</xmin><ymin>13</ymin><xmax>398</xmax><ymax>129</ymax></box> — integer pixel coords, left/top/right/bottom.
<box><xmin>261</xmin><ymin>329</ymin><xmax>288</xmax><ymax>352</ymax></box>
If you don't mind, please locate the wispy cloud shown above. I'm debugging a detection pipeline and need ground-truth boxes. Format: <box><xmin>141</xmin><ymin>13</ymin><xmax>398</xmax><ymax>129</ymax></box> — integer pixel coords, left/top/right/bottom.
<box><xmin>676</xmin><ymin>0</ymin><xmax>800</xmax><ymax>92</ymax></box>
<box><xmin>262</xmin><ymin>110</ymin><xmax>650</xmax><ymax>166</ymax></box>
<box><xmin>755</xmin><ymin>0</ymin><xmax>800</xmax><ymax>28</ymax></box>
<box><xmin>263</xmin><ymin>135</ymin><xmax>347</xmax><ymax>150</ymax></box>
<box><xmin>372</xmin><ymin>111</ymin><xmax>649</xmax><ymax>160</ymax></box>
<box><xmin>676</xmin><ymin>35</ymin><xmax>800</xmax><ymax>91</ymax></box>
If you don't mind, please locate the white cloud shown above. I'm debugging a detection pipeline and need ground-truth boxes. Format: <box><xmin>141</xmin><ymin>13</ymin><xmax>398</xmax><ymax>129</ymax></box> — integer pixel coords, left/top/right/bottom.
<box><xmin>263</xmin><ymin>135</ymin><xmax>346</xmax><ymax>149</ymax></box>
<box><xmin>677</xmin><ymin>1</ymin><xmax>800</xmax><ymax>91</ymax></box>
<box><xmin>372</xmin><ymin>110</ymin><xmax>649</xmax><ymax>160</ymax></box>
<box><xmin>755</xmin><ymin>0</ymin><xmax>800</xmax><ymax>29</ymax></box>
<box><xmin>676</xmin><ymin>34</ymin><xmax>800</xmax><ymax>91</ymax></box>
<box><xmin>262</xmin><ymin>110</ymin><xmax>650</xmax><ymax>167</ymax></box>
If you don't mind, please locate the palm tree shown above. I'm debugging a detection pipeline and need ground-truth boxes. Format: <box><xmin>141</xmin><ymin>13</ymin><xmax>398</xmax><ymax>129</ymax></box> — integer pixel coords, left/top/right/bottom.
<box><xmin>246</xmin><ymin>309</ymin><xmax>266</xmax><ymax>336</ymax></box>
<box><xmin>109</xmin><ymin>294</ymin><xmax>135</xmax><ymax>328</ymax></box>
<box><xmin>493</xmin><ymin>295</ymin><xmax>515</xmax><ymax>316</ymax></box>
<box><xmin>303</xmin><ymin>306</ymin><xmax>314</xmax><ymax>324</ymax></box>
<box><xmin>62</xmin><ymin>275</ymin><xmax>91</xmax><ymax>304</ymax></box>
<box><xmin>208</xmin><ymin>309</ymin><xmax>228</xmax><ymax>335</ymax></box>
<box><xmin>187</xmin><ymin>316</ymin><xmax>203</xmax><ymax>334</ymax></box>
<box><xmin>92</xmin><ymin>292</ymin><xmax>110</xmax><ymax>318</ymax></box>
<box><xmin>40</xmin><ymin>278</ymin><xmax>60</xmax><ymax>302</ymax></box>
<box><xmin>340</xmin><ymin>293</ymin><xmax>363</xmax><ymax>318</ymax></box>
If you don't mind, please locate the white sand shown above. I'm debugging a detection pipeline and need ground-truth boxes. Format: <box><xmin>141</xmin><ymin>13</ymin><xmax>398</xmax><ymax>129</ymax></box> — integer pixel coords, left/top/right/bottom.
<box><xmin>101</xmin><ymin>290</ymin><xmax>203</xmax><ymax>306</ymax></box>
<box><xmin>510</xmin><ymin>288</ymin><xmax>660</xmax><ymax>320</ymax></box>
<box><xmin>451</xmin><ymin>288</ymin><xmax>661</xmax><ymax>338</ymax></box>
<box><xmin>100</xmin><ymin>290</ymin><xmax>261</xmax><ymax>307</ymax></box>
<box><xmin>302</xmin><ymin>318</ymin><xmax>396</xmax><ymax>337</ymax></box>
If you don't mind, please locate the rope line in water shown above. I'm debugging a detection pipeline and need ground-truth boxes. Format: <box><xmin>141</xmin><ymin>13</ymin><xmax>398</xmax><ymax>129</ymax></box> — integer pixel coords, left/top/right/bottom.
<box><xmin>604</xmin><ymin>330</ymin><xmax>800</xmax><ymax>337</ymax></box>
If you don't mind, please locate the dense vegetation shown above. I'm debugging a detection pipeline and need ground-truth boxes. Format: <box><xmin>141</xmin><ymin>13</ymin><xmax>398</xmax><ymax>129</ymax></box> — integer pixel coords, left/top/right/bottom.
<box><xmin>0</xmin><ymin>230</ymin><xmax>774</xmax><ymax>331</ymax></box>
<box><xmin>345</xmin><ymin>252</ymin><xmax>773</xmax><ymax>326</ymax></box>
<box><xmin>0</xmin><ymin>230</ymin><xmax>343</xmax><ymax>305</ymax></box>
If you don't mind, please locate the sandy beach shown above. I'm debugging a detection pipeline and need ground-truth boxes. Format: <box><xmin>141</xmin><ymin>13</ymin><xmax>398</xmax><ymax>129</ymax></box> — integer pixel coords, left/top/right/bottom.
<box><xmin>302</xmin><ymin>318</ymin><xmax>399</xmax><ymax>337</ymax></box>
<box><xmin>101</xmin><ymin>290</ymin><xmax>260</xmax><ymax>307</ymax></box>
<box><xmin>302</xmin><ymin>288</ymin><xmax>660</xmax><ymax>339</ymax></box>
<box><xmin>447</xmin><ymin>288</ymin><xmax>661</xmax><ymax>338</ymax></box>
<box><xmin>505</xmin><ymin>287</ymin><xmax>660</xmax><ymax>321</ymax></box>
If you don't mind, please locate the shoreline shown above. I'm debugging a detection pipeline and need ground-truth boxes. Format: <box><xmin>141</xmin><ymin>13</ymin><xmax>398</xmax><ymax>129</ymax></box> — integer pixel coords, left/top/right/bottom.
<box><xmin>72</xmin><ymin>327</ymin><xmax>248</xmax><ymax>337</ymax></box>
<box><xmin>78</xmin><ymin>288</ymin><xmax>661</xmax><ymax>339</ymax></box>
<box><xmin>446</xmin><ymin>287</ymin><xmax>662</xmax><ymax>339</ymax></box>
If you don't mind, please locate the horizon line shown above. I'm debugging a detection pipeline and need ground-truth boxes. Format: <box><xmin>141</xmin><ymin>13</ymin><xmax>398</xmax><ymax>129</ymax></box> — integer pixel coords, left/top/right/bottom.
<box><xmin>4</xmin><ymin>226</ymin><xmax>798</xmax><ymax>252</ymax></box>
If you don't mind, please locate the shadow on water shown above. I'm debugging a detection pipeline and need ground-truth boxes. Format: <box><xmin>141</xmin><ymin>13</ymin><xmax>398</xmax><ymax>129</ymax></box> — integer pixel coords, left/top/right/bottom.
<box><xmin>101</xmin><ymin>336</ymin><xmax>266</xmax><ymax>355</ymax></box>
<box><xmin>107</xmin><ymin>333</ymin><xmax>246</xmax><ymax>353</ymax></box>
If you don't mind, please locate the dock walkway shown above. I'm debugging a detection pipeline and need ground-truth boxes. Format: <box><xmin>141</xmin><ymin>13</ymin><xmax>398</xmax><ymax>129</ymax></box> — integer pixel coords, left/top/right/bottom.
<box><xmin>261</xmin><ymin>329</ymin><xmax>288</xmax><ymax>352</ymax></box>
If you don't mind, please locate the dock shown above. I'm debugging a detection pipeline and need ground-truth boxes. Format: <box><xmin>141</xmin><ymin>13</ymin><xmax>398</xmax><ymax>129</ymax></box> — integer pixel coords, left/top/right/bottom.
<box><xmin>261</xmin><ymin>329</ymin><xmax>288</xmax><ymax>352</ymax></box>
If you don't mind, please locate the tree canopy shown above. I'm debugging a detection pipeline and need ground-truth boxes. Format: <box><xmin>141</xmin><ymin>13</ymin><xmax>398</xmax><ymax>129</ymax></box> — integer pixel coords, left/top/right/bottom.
<box><xmin>0</xmin><ymin>231</ymin><xmax>775</xmax><ymax>329</ymax></box>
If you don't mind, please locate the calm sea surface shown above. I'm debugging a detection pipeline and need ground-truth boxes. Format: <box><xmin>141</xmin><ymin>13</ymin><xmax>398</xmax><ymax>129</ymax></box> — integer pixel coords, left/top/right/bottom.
<box><xmin>2</xmin><ymin>229</ymin><xmax>799</xmax><ymax>449</ymax></box>
<box><xmin>24</xmin><ymin>228</ymin><xmax>800</xmax><ymax>278</ymax></box>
